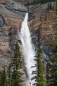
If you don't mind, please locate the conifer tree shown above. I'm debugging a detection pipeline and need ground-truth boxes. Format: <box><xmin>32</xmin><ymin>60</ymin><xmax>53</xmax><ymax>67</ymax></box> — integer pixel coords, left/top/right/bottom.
<box><xmin>54</xmin><ymin>0</ymin><xmax>56</xmax><ymax>11</ymax></box>
<box><xmin>7</xmin><ymin>64</ymin><xmax>12</xmax><ymax>86</ymax></box>
<box><xmin>36</xmin><ymin>42</ymin><xmax>46</xmax><ymax>86</ymax></box>
<box><xmin>46</xmin><ymin>43</ymin><xmax>57</xmax><ymax>86</ymax></box>
<box><xmin>0</xmin><ymin>71</ymin><xmax>2</xmax><ymax>86</ymax></box>
<box><xmin>0</xmin><ymin>68</ymin><xmax>8</xmax><ymax>86</ymax></box>
<box><xmin>10</xmin><ymin>42</ymin><xmax>23</xmax><ymax>86</ymax></box>
<box><xmin>55</xmin><ymin>0</ymin><xmax>57</xmax><ymax>14</ymax></box>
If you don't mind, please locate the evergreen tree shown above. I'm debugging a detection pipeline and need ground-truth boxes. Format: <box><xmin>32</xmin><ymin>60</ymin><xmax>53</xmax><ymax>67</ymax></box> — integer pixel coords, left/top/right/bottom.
<box><xmin>36</xmin><ymin>42</ymin><xmax>46</xmax><ymax>86</ymax></box>
<box><xmin>0</xmin><ymin>68</ymin><xmax>8</xmax><ymax>86</ymax></box>
<box><xmin>54</xmin><ymin>0</ymin><xmax>56</xmax><ymax>11</ymax></box>
<box><xmin>7</xmin><ymin>64</ymin><xmax>12</xmax><ymax>86</ymax></box>
<box><xmin>10</xmin><ymin>42</ymin><xmax>23</xmax><ymax>86</ymax></box>
<box><xmin>46</xmin><ymin>43</ymin><xmax>57</xmax><ymax>86</ymax></box>
<box><xmin>54</xmin><ymin>0</ymin><xmax>57</xmax><ymax>12</ymax></box>
<box><xmin>47</xmin><ymin>2</ymin><xmax>54</xmax><ymax>11</ymax></box>
<box><xmin>0</xmin><ymin>71</ymin><xmax>2</xmax><ymax>86</ymax></box>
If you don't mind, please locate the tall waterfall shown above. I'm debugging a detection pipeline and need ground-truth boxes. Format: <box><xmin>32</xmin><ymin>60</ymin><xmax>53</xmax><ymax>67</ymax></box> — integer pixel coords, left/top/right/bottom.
<box><xmin>20</xmin><ymin>13</ymin><xmax>36</xmax><ymax>86</ymax></box>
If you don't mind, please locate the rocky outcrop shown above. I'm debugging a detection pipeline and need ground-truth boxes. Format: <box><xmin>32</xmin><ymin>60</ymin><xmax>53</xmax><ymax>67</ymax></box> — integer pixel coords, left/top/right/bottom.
<box><xmin>29</xmin><ymin>10</ymin><xmax>57</xmax><ymax>45</ymax></box>
<box><xmin>0</xmin><ymin>0</ymin><xmax>28</xmax><ymax>86</ymax></box>
<box><xmin>28</xmin><ymin>4</ymin><xmax>57</xmax><ymax>56</ymax></box>
<box><xmin>0</xmin><ymin>0</ymin><xmax>28</xmax><ymax>69</ymax></box>
<box><xmin>0</xmin><ymin>0</ymin><xmax>56</xmax><ymax>69</ymax></box>
<box><xmin>0</xmin><ymin>0</ymin><xmax>57</xmax><ymax>85</ymax></box>
<box><xmin>40</xmin><ymin>11</ymin><xmax>57</xmax><ymax>44</ymax></box>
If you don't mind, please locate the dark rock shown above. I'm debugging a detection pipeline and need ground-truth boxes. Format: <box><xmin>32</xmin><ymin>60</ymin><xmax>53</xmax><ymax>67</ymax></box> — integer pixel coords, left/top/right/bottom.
<box><xmin>31</xmin><ymin>29</ymin><xmax>39</xmax><ymax>46</ymax></box>
<box><xmin>42</xmin><ymin>44</ymin><xmax>52</xmax><ymax>57</ymax></box>
<box><xmin>18</xmin><ymin>40</ymin><xmax>22</xmax><ymax>44</ymax></box>
<box><xmin>0</xmin><ymin>16</ymin><xmax>4</xmax><ymax>27</ymax></box>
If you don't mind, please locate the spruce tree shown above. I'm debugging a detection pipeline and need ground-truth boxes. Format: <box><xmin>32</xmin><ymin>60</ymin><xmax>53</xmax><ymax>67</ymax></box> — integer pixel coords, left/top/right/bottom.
<box><xmin>0</xmin><ymin>71</ymin><xmax>2</xmax><ymax>86</ymax></box>
<box><xmin>10</xmin><ymin>42</ymin><xmax>23</xmax><ymax>86</ymax></box>
<box><xmin>36</xmin><ymin>42</ymin><xmax>46</xmax><ymax>86</ymax></box>
<box><xmin>7</xmin><ymin>64</ymin><xmax>12</xmax><ymax>86</ymax></box>
<box><xmin>0</xmin><ymin>68</ymin><xmax>8</xmax><ymax>86</ymax></box>
<box><xmin>46</xmin><ymin>43</ymin><xmax>57</xmax><ymax>86</ymax></box>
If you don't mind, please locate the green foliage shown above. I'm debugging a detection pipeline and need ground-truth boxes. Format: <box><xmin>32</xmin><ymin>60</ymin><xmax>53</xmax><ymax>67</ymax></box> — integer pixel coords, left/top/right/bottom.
<box><xmin>11</xmin><ymin>70</ymin><xmax>23</xmax><ymax>86</ymax></box>
<box><xmin>52</xmin><ymin>43</ymin><xmax>57</xmax><ymax>55</ymax></box>
<box><xmin>25</xmin><ymin>0</ymin><xmax>55</xmax><ymax>6</ymax></box>
<box><xmin>8</xmin><ymin>42</ymin><xmax>23</xmax><ymax>86</ymax></box>
<box><xmin>36</xmin><ymin>42</ymin><xmax>46</xmax><ymax>86</ymax></box>
<box><xmin>7</xmin><ymin>64</ymin><xmax>12</xmax><ymax>86</ymax></box>
<box><xmin>46</xmin><ymin>43</ymin><xmax>57</xmax><ymax>86</ymax></box>
<box><xmin>54</xmin><ymin>1</ymin><xmax>57</xmax><ymax>12</ymax></box>
<box><xmin>12</xmin><ymin>42</ymin><xmax>23</xmax><ymax>70</ymax></box>
<box><xmin>47</xmin><ymin>2</ymin><xmax>54</xmax><ymax>11</ymax></box>
<box><xmin>0</xmin><ymin>68</ymin><xmax>8</xmax><ymax>86</ymax></box>
<box><xmin>0</xmin><ymin>72</ymin><xmax>2</xmax><ymax>86</ymax></box>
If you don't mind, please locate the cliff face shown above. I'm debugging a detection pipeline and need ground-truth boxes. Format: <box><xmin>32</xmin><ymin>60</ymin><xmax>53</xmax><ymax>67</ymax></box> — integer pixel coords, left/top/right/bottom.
<box><xmin>0</xmin><ymin>0</ymin><xmax>57</xmax><ymax>85</ymax></box>
<box><xmin>28</xmin><ymin>4</ymin><xmax>57</xmax><ymax>56</ymax></box>
<box><xmin>0</xmin><ymin>0</ymin><xmax>56</xmax><ymax>69</ymax></box>
<box><xmin>0</xmin><ymin>0</ymin><xmax>27</xmax><ymax>70</ymax></box>
<box><xmin>0</xmin><ymin>0</ymin><xmax>28</xmax><ymax>85</ymax></box>
<box><xmin>0</xmin><ymin>0</ymin><xmax>56</xmax><ymax>71</ymax></box>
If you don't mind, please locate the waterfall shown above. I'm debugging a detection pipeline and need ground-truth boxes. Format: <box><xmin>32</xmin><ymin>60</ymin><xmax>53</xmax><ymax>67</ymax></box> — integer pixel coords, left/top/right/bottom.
<box><xmin>20</xmin><ymin>13</ymin><xmax>36</xmax><ymax>86</ymax></box>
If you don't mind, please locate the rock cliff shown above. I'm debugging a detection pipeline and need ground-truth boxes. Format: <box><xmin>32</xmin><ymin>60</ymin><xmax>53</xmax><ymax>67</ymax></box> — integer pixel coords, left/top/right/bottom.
<box><xmin>0</xmin><ymin>0</ymin><xmax>27</xmax><ymax>70</ymax></box>
<box><xmin>0</xmin><ymin>0</ymin><xmax>57</xmax><ymax>85</ymax></box>
<box><xmin>28</xmin><ymin>4</ymin><xmax>57</xmax><ymax>56</ymax></box>
<box><xmin>0</xmin><ymin>0</ymin><xmax>28</xmax><ymax>85</ymax></box>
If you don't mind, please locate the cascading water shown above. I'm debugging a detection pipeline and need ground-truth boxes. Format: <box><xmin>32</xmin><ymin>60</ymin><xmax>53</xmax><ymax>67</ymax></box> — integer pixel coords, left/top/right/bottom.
<box><xmin>20</xmin><ymin>13</ymin><xmax>36</xmax><ymax>86</ymax></box>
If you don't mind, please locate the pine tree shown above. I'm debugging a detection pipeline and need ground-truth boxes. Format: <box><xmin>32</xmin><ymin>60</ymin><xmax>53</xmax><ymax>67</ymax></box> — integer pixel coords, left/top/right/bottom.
<box><xmin>0</xmin><ymin>68</ymin><xmax>8</xmax><ymax>86</ymax></box>
<box><xmin>46</xmin><ymin>43</ymin><xmax>57</xmax><ymax>86</ymax></box>
<box><xmin>10</xmin><ymin>42</ymin><xmax>23</xmax><ymax>86</ymax></box>
<box><xmin>36</xmin><ymin>42</ymin><xmax>46</xmax><ymax>86</ymax></box>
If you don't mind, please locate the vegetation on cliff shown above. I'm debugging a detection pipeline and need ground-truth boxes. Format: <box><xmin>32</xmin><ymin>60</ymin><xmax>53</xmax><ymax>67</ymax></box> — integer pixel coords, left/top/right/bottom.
<box><xmin>36</xmin><ymin>42</ymin><xmax>46</xmax><ymax>86</ymax></box>
<box><xmin>0</xmin><ymin>0</ymin><xmax>57</xmax><ymax>86</ymax></box>
<box><xmin>46</xmin><ymin>43</ymin><xmax>57</xmax><ymax>86</ymax></box>
<box><xmin>0</xmin><ymin>42</ymin><xmax>23</xmax><ymax>86</ymax></box>
<box><xmin>0</xmin><ymin>68</ymin><xmax>8</xmax><ymax>86</ymax></box>
<box><xmin>25</xmin><ymin>0</ymin><xmax>55</xmax><ymax>6</ymax></box>
<box><xmin>8</xmin><ymin>42</ymin><xmax>23</xmax><ymax>86</ymax></box>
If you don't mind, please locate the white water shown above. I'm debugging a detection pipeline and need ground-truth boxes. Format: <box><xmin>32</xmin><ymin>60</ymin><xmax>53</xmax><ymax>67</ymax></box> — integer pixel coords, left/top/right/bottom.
<box><xmin>20</xmin><ymin>13</ymin><xmax>36</xmax><ymax>86</ymax></box>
